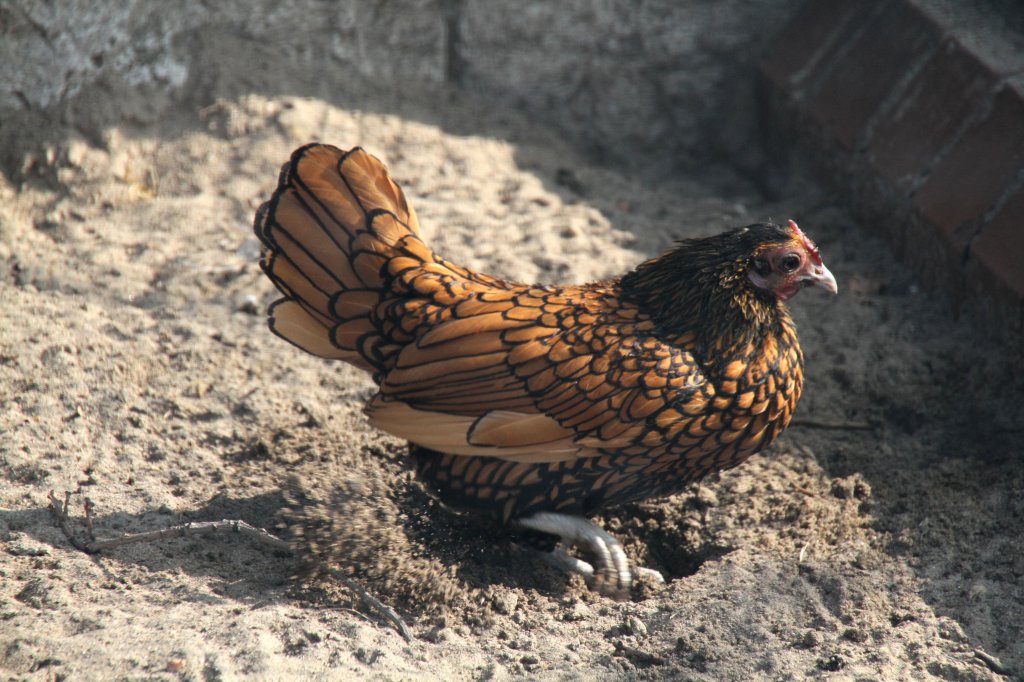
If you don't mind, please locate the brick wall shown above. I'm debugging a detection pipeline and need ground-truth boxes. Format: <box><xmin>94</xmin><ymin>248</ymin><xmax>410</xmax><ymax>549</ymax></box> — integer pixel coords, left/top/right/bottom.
<box><xmin>760</xmin><ymin>0</ymin><xmax>1024</xmax><ymax>348</ymax></box>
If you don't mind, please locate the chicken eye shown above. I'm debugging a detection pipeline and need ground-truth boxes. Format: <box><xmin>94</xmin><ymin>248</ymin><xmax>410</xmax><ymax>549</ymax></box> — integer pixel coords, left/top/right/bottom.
<box><xmin>779</xmin><ymin>254</ymin><xmax>801</xmax><ymax>273</ymax></box>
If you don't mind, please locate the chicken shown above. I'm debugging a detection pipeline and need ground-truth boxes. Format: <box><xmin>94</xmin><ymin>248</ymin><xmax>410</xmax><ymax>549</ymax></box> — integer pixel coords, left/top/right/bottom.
<box><xmin>253</xmin><ymin>144</ymin><xmax>838</xmax><ymax>594</ymax></box>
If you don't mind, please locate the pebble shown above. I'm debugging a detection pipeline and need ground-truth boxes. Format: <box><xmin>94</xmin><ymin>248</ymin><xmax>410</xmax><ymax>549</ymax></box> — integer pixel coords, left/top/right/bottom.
<box><xmin>492</xmin><ymin>592</ymin><xmax>519</xmax><ymax>615</ymax></box>
<box><xmin>626</xmin><ymin>615</ymin><xmax>647</xmax><ymax>637</ymax></box>
<box><xmin>562</xmin><ymin>603</ymin><xmax>591</xmax><ymax>622</ymax></box>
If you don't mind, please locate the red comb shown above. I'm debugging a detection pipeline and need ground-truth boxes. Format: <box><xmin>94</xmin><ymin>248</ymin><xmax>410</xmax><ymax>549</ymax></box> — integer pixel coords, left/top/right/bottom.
<box><xmin>787</xmin><ymin>219</ymin><xmax>822</xmax><ymax>265</ymax></box>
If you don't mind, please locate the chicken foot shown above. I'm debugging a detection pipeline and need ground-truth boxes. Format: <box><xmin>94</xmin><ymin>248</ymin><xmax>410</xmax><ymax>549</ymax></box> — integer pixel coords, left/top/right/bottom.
<box><xmin>517</xmin><ymin>511</ymin><xmax>663</xmax><ymax>596</ymax></box>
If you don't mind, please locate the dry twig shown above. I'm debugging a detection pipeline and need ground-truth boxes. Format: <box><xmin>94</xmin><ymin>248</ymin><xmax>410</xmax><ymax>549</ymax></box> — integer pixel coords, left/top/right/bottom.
<box><xmin>47</xmin><ymin>490</ymin><xmax>413</xmax><ymax>642</ymax></box>
<box><xmin>974</xmin><ymin>649</ymin><xmax>1009</xmax><ymax>676</ymax></box>
<box><xmin>49</xmin><ymin>491</ymin><xmax>290</xmax><ymax>553</ymax></box>
<box><xmin>48</xmin><ymin>490</ymin><xmax>91</xmax><ymax>552</ymax></box>
<box><xmin>325</xmin><ymin>568</ymin><xmax>413</xmax><ymax>643</ymax></box>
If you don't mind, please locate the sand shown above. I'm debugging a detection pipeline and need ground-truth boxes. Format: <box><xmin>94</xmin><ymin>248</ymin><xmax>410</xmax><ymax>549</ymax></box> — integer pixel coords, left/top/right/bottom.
<box><xmin>1</xmin><ymin>83</ymin><xmax>1021</xmax><ymax>680</ymax></box>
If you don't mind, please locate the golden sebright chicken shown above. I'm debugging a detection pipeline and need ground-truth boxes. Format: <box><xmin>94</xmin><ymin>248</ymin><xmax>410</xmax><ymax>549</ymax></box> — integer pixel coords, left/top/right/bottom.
<box><xmin>254</xmin><ymin>144</ymin><xmax>837</xmax><ymax>594</ymax></box>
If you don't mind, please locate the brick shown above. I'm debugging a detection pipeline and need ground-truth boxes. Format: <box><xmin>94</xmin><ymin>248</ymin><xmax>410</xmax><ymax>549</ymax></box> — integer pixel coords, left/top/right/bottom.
<box><xmin>802</xmin><ymin>0</ymin><xmax>943</xmax><ymax>151</ymax></box>
<box><xmin>969</xmin><ymin>183</ymin><xmax>1024</xmax><ymax>302</ymax></box>
<box><xmin>914</xmin><ymin>85</ymin><xmax>1024</xmax><ymax>243</ymax></box>
<box><xmin>868</xmin><ymin>38</ymin><xmax>998</xmax><ymax>185</ymax></box>
<box><xmin>759</xmin><ymin>0</ymin><xmax>880</xmax><ymax>92</ymax></box>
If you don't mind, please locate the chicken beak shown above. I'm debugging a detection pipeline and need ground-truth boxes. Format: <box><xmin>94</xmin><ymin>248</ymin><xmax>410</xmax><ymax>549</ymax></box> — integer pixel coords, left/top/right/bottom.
<box><xmin>802</xmin><ymin>263</ymin><xmax>838</xmax><ymax>294</ymax></box>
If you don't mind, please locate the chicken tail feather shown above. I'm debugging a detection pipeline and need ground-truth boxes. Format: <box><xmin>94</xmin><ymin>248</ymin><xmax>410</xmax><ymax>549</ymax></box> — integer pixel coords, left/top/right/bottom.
<box><xmin>254</xmin><ymin>144</ymin><xmax>426</xmax><ymax>370</ymax></box>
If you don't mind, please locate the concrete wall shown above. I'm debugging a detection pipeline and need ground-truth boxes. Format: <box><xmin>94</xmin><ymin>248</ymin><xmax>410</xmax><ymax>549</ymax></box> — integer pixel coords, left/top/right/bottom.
<box><xmin>457</xmin><ymin>1</ymin><xmax>804</xmax><ymax>174</ymax></box>
<box><xmin>0</xmin><ymin>0</ymin><xmax>804</xmax><ymax>180</ymax></box>
<box><xmin>0</xmin><ymin>1</ymin><xmax>446</xmax><ymax>174</ymax></box>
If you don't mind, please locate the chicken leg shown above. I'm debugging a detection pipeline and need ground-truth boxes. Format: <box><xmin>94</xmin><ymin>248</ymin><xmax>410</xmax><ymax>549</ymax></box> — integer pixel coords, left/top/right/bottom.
<box><xmin>517</xmin><ymin>511</ymin><xmax>664</xmax><ymax>596</ymax></box>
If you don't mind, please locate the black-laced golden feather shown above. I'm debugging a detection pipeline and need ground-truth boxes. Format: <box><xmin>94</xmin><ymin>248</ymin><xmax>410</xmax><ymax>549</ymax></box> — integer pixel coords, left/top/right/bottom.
<box><xmin>254</xmin><ymin>143</ymin><xmax>828</xmax><ymax>529</ymax></box>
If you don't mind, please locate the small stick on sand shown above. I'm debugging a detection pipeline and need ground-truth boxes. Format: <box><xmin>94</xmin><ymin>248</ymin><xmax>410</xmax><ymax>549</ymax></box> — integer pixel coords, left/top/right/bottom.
<box><xmin>974</xmin><ymin>649</ymin><xmax>1009</xmax><ymax>676</ymax></box>
<box><xmin>46</xmin><ymin>490</ymin><xmax>413</xmax><ymax>642</ymax></box>
<box><xmin>48</xmin><ymin>491</ymin><xmax>290</xmax><ymax>553</ymax></box>
<box><xmin>325</xmin><ymin>567</ymin><xmax>414</xmax><ymax>643</ymax></box>
<box><xmin>48</xmin><ymin>490</ymin><xmax>91</xmax><ymax>552</ymax></box>
<box><xmin>83</xmin><ymin>497</ymin><xmax>96</xmax><ymax>540</ymax></box>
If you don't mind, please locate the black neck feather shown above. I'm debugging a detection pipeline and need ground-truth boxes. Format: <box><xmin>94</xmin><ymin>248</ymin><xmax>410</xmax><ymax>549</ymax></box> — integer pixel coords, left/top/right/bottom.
<box><xmin>619</xmin><ymin>228</ymin><xmax>788</xmax><ymax>365</ymax></box>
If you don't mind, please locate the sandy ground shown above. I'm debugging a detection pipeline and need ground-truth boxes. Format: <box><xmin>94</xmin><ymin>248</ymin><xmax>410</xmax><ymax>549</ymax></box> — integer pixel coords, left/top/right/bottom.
<box><xmin>1</xmin><ymin>83</ymin><xmax>1022</xmax><ymax>681</ymax></box>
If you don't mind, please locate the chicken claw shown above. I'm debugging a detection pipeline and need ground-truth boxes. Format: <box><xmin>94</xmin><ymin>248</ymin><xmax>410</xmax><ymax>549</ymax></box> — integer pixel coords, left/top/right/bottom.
<box><xmin>518</xmin><ymin>512</ymin><xmax>633</xmax><ymax>596</ymax></box>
